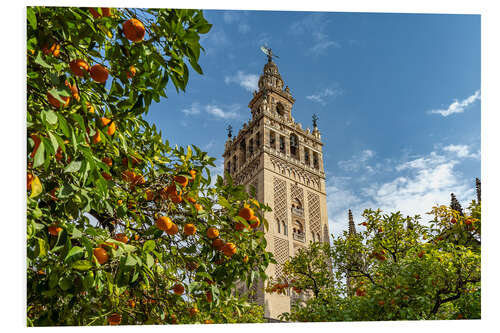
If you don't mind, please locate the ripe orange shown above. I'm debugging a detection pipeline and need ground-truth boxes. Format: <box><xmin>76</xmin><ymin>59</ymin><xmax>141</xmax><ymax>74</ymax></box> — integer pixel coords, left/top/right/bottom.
<box><xmin>101</xmin><ymin>117</ymin><xmax>116</xmax><ymax>136</ymax></box>
<box><xmin>65</xmin><ymin>80</ymin><xmax>79</xmax><ymax>101</ymax></box>
<box><xmin>206</xmin><ymin>227</ymin><xmax>219</xmax><ymax>239</ymax></box>
<box><xmin>465</xmin><ymin>219</ymin><xmax>473</xmax><ymax>225</ymax></box>
<box><xmin>243</xmin><ymin>255</ymin><xmax>249</xmax><ymax>263</ymax></box>
<box><xmin>47</xmin><ymin>91</ymin><xmax>70</xmax><ymax>108</ymax></box>
<box><xmin>235</xmin><ymin>222</ymin><xmax>246</xmax><ymax>231</ymax></box>
<box><xmin>123</xmin><ymin>18</ymin><xmax>146</xmax><ymax>43</ymax></box>
<box><xmin>238</xmin><ymin>207</ymin><xmax>254</xmax><ymax>220</ymax></box>
<box><xmin>30</xmin><ymin>135</ymin><xmax>41</xmax><ymax>159</ymax></box>
<box><xmin>183</xmin><ymin>223</ymin><xmax>196</xmax><ymax>236</ymax></box>
<box><xmin>361</xmin><ymin>222</ymin><xmax>368</xmax><ymax>226</ymax></box>
<box><xmin>55</xmin><ymin>147</ymin><xmax>63</xmax><ymax>161</ymax></box>
<box><xmin>204</xmin><ymin>319</ymin><xmax>214</xmax><ymax>324</ymax></box>
<box><xmin>69</xmin><ymin>59</ymin><xmax>89</xmax><ymax>77</ymax></box>
<box><xmin>451</xmin><ymin>218</ymin><xmax>457</xmax><ymax>224</ymax></box>
<box><xmin>43</xmin><ymin>43</ymin><xmax>60</xmax><ymax>57</ymax></box>
<box><xmin>127</xmin><ymin>65</ymin><xmax>136</xmax><ymax>79</ymax></box>
<box><xmin>187</xmin><ymin>196</ymin><xmax>197</xmax><ymax>204</ymax></box>
<box><xmin>206</xmin><ymin>290</ymin><xmax>213</xmax><ymax>303</ymax></box>
<box><xmin>249</xmin><ymin>215</ymin><xmax>260</xmax><ymax>229</ymax></box>
<box><xmin>114</xmin><ymin>233</ymin><xmax>129</xmax><ymax>243</ymax></box>
<box><xmin>128</xmin><ymin>299</ymin><xmax>136</xmax><ymax>308</ymax></box>
<box><xmin>122</xmin><ymin>170</ymin><xmax>136</xmax><ymax>182</ymax></box>
<box><xmin>378</xmin><ymin>300</ymin><xmax>385</xmax><ymax>306</ymax></box>
<box><xmin>85</xmin><ymin>101</ymin><xmax>95</xmax><ymax>113</ymax></box>
<box><xmin>172</xmin><ymin>283</ymin><xmax>184</xmax><ymax>295</ymax></box>
<box><xmin>194</xmin><ymin>203</ymin><xmax>203</xmax><ymax>211</ymax></box>
<box><xmin>212</xmin><ymin>238</ymin><xmax>224</xmax><ymax>250</ymax></box>
<box><xmin>156</xmin><ymin>216</ymin><xmax>173</xmax><ymax>231</ymax></box>
<box><xmin>102</xmin><ymin>157</ymin><xmax>113</xmax><ymax>167</ymax></box>
<box><xmin>189</xmin><ymin>169</ymin><xmax>197</xmax><ymax>179</ymax></box>
<box><xmin>107</xmin><ymin>313</ymin><xmax>121</xmax><ymax>325</ymax></box>
<box><xmin>133</xmin><ymin>174</ymin><xmax>145</xmax><ymax>185</ymax></box>
<box><xmin>90</xmin><ymin>64</ymin><xmax>109</xmax><ymax>83</ymax></box>
<box><xmin>145</xmin><ymin>189</ymin><xmax>154</xmax><ymax>201</ymax></box>
<box><xmin>92</xmin><ymin>130</ymin><xmax>101</xmax><ymax>144</ymax></box>
<box><xmin>93</xmin><ymin>247</ymin><xmax>109</xmax><ymax>265</ymax></box>
<box><xmin>174</xmin><ymin>175</ymin><xmax>188</xmax><ymax>187</ymax></box>
<box><xmin>27</xmin><ymin>173</ymin><xmax>33</xmax><ymax>190</ymax></box>
<box><xmin>222</xmin><ymin>242</ymin><xmax>237</xmax><ymax>257</ymax></box>
<box><xmin>166</xmin><ymin>223</ymin><xmax>179</xmax><ymax>235</ymax></box>
<box><xmin>418</xmin><ymin>250</ymin><xmax>425</xmax><ymax>258</ymax></box>
<box><xmin>101</xmin><ymin>172</ymin><xmax>112</xmax><ymax>180</ymax></box>
<box><xmin>101</xmin><ymin>8</ymin><xmax>111</xmax><ymax>17</ymax></box>
<box><xmin>189</xmin><ymin>307</ymin><xmax>199</xmax><ymax>316</ymax></box>
<box><xmin>48</xmin><ymin>225</ymin><xmax>62</xmax><ymax>236</ymax></box>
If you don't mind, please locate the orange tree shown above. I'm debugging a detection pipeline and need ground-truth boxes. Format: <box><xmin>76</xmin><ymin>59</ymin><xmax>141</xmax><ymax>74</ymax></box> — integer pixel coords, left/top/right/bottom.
<box><xmin>27</xmin><ymin>7</ymin><xmax>272</xmax><ymax>326</ymax></box>
<box><xmin>277</xmin><ymin>199</ymin><xmax>480</xmax><ymax>322</ymax></box>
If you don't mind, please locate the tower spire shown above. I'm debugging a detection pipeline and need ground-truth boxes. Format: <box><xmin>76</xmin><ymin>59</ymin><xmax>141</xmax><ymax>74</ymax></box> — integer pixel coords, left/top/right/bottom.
<box><xmin>475</xmin><ymin>177</ymin><xmax>481</xmax><ymax>203</ymax></box>
<box><xmin>348</xmin><ymin>209</ymin><xmax>356</xmax><ymax>235</ymax></box>
<box><xmin>450</xmin><ymin>193</ymin><xmax>464</xmax><ymax>216</ymax></box>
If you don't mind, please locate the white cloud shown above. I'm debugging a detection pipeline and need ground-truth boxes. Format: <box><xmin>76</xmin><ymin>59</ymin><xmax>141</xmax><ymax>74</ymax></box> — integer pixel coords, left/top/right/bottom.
<box><xmin>238</xmin><ymin>23</ymin><xmax>251</xmax><ymax>34</ymax></box>
<box><xmin>443</xmin><ymin>144</ymin><xmax>480</xmax><ymax>159</ymax></box>
<box><xmin>223</xmin><ymin>11</ymin><xmax>251</xmax><ymax>34</ymax></box>
<box><xmin>306</xmin><ymin>87</ymin><xmax>343</xmax><ymax>105</ymax></box>
<box><xmin>223</xmin><ymin>11</ymin><xmax>238</xmax><ymax>24</ymax></box>
<box><xmin>328</xmin><ymin>149</ymin><xmax>477</xmax><ymax>238</ymax></box>
<box><xmin>181</xmin><ymin>102</ymin><xmax>201</xmax><ymax>116</ymax></box>
<box><xmin>205</xmin><ymin>104</ymin><xmax>241</xmax><ymax>119</ymax></box>
<box><xmin>338</xmin><ymin>149</ymin><xmax>376</xmax><ymax>172</ymax></box>
<box><xmin>224</xmin><ymin>71</ymin><xmax>259</xmax><ymax>92</ymax></box>
<box><xmin>429</xmin><ymin>90</ymin><xmax>481</xmax><ymax>117</ymax></box>
<box><xmin>290</xmin><ymin>13</ymin><xmax>340</xmax><ymax>56</ymax></box>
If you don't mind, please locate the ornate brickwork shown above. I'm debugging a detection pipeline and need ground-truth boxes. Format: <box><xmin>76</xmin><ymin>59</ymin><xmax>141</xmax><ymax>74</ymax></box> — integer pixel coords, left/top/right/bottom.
<box><xmin>291</xmin><ymin>183</ymin><xmax>304</xmax><ymax>206</ymax></box>
<box><xmin>307</xmin><ymin>191</ymin><xmax>321</xmax><ymax>238</ymax></box>
<box><xmin>273</xmin><ymin>177</ymin><xmax>288</xmax><ymax>225</ymax></box>
<box><xmin>274</xmin><ymin>236</ymin><xmax>290</xmax><ymax>278</ymax></box>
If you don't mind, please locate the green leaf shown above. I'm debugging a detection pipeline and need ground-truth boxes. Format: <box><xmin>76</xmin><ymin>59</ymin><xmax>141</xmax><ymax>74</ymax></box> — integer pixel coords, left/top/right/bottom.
<box><xmin>72</xmin><ymin>260</ymin><xmax>93</xmax><ymax>271</ymax></box>
<box><xmin>125</xmin><ymin>254</ymin><xmax>137</xmax><ymax>267</ymax></box>
<box><xmin>37</xmin><ymin>238</ymin><xmax>47</xmax><ymax>257</ymax></box>
<box><xmin>34</xmin><ymin>52</ymin><xmax>51</xmax><ymax>69</ymax></box>
<box><xmin>29</xmin><ymin>175</ymin><xmax>43</xmax><ymax>198</ymax></box>
<box><xmin>146</xmin><ymin>253</ymin><xmax>154</xmax><ymax>268</ymax></box>
<box><xmin>57</xmin><ymin>113</ymin><xmax>70</xmax><ymax>137</ymax></box>
<box><xmin>64</xmin><ymin>160</ymin><xmax>82</xmax><ymax>173</ymax></box>
<box><xmin>65</xmin><ymin>246</ymin><xmax>84</xmax><ymax>262</ymax></box>
<box><xmin>27</xmin><ymin>7</ymin><xmax>37</xmax><ymax>29</ymax></box>
<box><xmin>143</xmin><ymin>240</ymin><xmax>156</xmax><ymax>253</ymax></box>
<box><xmin>33</xmin><ymin>140</ymin><xmax>45</xmax><ymax>168</ymax></box>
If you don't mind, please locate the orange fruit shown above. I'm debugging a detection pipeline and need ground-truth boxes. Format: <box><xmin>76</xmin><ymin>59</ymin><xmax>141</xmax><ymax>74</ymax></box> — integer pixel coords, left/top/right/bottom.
<box><xmin>55</xmin><ymin>147</ymin><xmax>63</xmax><ymax>161</ymax></box>
<box><xmin>101</xmin><ymin>117</ymin><xmax>116</xmax><ymax>135</ymax></box>
<box><xmin>90</xmin><ymin>64</ymin><xmax>109</xmax><ymax>83</ymax></box>
<box><xmin>93</xmin><ymin>247</ymin><xmax>109</xmax><ymax>264</ymax></box>
<box><xmin>206</xmin><ymin>227</ymin><xmax>219</xmax><ymax>239</ymax></box>
<box><xmin>102</xmin><ymin>157</ymin><xmax>113</xmax><ymax>167</ymax></box>
<box><xmin>121</xmin><ymin>170</ymin><xmax>136</xmax><ymax>182</ymax></box>
<box><xmin>65</xmin><ymin>80</ymin><xmax>79</xmax><ymax>101</ymax></box>
<box><xmin>101</xmin><ymin>172</ymin><xmax>112</xmax><ymax>180</ymax></box>
<box><xmin>189</xmin><ymin>307</ymin><xmax>199</xmax><ymax>316</ymax></box>
<box><xmin>107</xmin><ymin>313</ymin><xmax>121</xmax><ymax>325</ymax></box>
<box><xmin>206</xmin><ymin>290</ymin><xmax>213</xmax><ymax>303</ymax></box>
<box><xmin>133</xmin><ymin>174</ymin><xmax>145</xmax><ymax>185</ymax></box>
<box><xmin>127</xmin><ymin>65</ymin><xmax>136</xmax><ymax>79</ymax></box>
<box><xmin>123</xmin><ymin>18</ymin><xmax>146</xmax><ymax>43</ymax></box>
<box><xmin>172</xmin><ymin>283</ymin><xmax>184</xmax><ymax>295</ymax></box>
<box><xmin>243</xmin><ymin>255</ymin><xmax>249</xmax><ymax>263</ymax></box>
<box><xmin>166</xmin><ymin>223</ymin><xmax>179</xmax><ymax>235</ymax></box>
<box><xmin>204</xmin><ymin>319</ymin><xmax>214</xmax><ymax>324</ymax></box>
<box><xmin>378</xmin><ymin>300</ymin><xmax>385</xmax><ymax>306</ymax></box>
<box><xmin>48</xmin><ymin>225</ymin><xmax>62</xmax><ymax>236</ymax></box>
<box><xmin>114</xmin><ymin>233</ymin><xmax>129</xmax><ymax>243</ymax></box>
<box><xmin>170</xmin><ymin>193</ymin><xmax>183</xmax><ymax>204</ymax></box>
<box><xmin>92</xmin><ymin>130</ymin><xmax>101</xmax><ymax>144</ymax></box>
<box><xmin>189</xmin><ymin>169</ymin><xmax>197</xmax><ymax>180</ymax></box>
<box><xmin>128</xmin><ymin>299</ymin><xmax>136</xmax><ymax>308</ymax></box>
<box><xmin>238</xmin><ymin>207</ymin><xmax>254</xmax><ymax>220</ymax></box>
<box><xmin>183</xmin><ymin>223</ymin><xmax>196</xmax><ymax>236</ymax></box>
<box><xmin>47</xmin><ymin>91</ymin><xmax>70</xmax><ymax>108</ymax></box>
<box><xmin>27</xmin><ymin>173</ymin><xmax>33</xmax><ymax>190</ymax></box>
<box><xmin>89</xmin><ymin>8</ymin><xmax>101</xmax><ymax>18</ymax></box>
<box><xmin>49</xmin><ymin>188</ymin><xmax>58</xmax><ymax>201</ymax></box>
<box><xmin>212</xmin><ymin>238</ymin><xmax>224</xmax><ymax>250</ymax></box>
<box><xmin>30</xmin><ymin>135</ymin><xmax>41</xmax><ymax>159</ymax></box>
<box><xmin>134</xmin><ymin>234</ymin><xmax>140</xmax><ymax>241</ymax></box>
<box><xmin>194</xmin><ymin>203</ymin><xmax>203</xmax><ymax>211</ymax></box>
<box><xmin>249</xmin><ymin>215</ymin><xmax>260</xmax><ymax>229</ymax></box>
<box><xmin>235</xmin><ymin>222</ymin><xmax>247</xmax><ymax>231</ymax></box>
<box><xmin>156</xmin><ymin>216</ymin><xmax>173</xmax><ymax>231</ymax></box>
<box><xmin>42</xmin><ymin>43</ymin><xmax>60</xmax><ymax>57</ymax></box>
<box><xmin>174</xmin><ymin>175</ymin><xmax>188</xmax><ymax>187</ymax></box>
<box><xmin>145</xmin><ymin>189</ymin><xmax>154</xmax><ymax>201</ymax></box>
<box><xmin>101</xmin><ymin>8</ymin><xmax>111</xmax><ymax>17</ymax></box>
<box><xmin>222</xmin><ymin>242</ymin><xmax>237</xmax><ymax>257</ymax></box>
<box><xmin>187</xmin><ymin>196</ymin><xmax>197</xmax><ymax>204</ymax></box>
<box><xmin>85</xmin><ymin>101</ymin><xmax>95</xmax><ymax>113</ymax></box>
<box><xmin>69</xmin><ymin>59</ymin><xmax>89</xmax><ymax>77</ymax></box>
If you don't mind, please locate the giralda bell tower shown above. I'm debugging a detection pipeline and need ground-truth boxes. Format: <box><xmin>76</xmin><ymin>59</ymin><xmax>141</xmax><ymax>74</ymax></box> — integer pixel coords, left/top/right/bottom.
<box><xmin>222</xmin><ymin>50</ymin><xmax>330</xmax><ymax>320</ymax></box>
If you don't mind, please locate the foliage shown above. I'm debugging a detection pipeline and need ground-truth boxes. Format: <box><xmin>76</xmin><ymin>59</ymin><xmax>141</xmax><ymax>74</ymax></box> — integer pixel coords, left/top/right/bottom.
<box><xmin>278</xmin><ymin>200</ymin><xmax>481</xmax><ymax>322</ymax></box>
<box><xmin>27</xmin><ymin>7</ymin><xmax>272</xmax><ymax>326</ymax></box>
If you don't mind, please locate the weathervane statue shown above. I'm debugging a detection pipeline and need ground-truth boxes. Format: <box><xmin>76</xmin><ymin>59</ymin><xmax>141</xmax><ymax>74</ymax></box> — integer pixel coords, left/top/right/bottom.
<box><xmin>260</xmin><ymin>45</ymin><xmax>279</xmax><ymax>62</ymax></box>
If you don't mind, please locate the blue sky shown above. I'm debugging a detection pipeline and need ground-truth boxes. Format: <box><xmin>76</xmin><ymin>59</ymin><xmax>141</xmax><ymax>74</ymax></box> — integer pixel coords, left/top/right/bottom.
<box><xmin>144</xmin><ymin>10</ymin><xmax>481</xmax><ymax>237</ymax></box>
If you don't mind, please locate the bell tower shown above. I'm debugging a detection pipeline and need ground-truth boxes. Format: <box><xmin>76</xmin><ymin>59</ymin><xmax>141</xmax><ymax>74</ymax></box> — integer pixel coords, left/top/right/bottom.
<box><xmin>223</xmin><ymin>54</ymin><xmax>330</xmax><ymax>320</ymax></box>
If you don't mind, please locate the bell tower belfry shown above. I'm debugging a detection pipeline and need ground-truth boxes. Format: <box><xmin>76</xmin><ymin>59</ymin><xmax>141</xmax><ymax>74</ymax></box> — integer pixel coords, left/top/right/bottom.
<box><xmin>223</xmin><ymin>53</ymin><xmax>330</xmax><ymax>320</ymax></box>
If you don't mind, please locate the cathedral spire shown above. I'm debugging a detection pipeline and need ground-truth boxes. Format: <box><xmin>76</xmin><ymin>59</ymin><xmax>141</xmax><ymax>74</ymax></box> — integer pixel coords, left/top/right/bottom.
<box><xmin>348</xmin><ymin>209</ymin><xmax>356</xmax><ymax>235</ymax></box>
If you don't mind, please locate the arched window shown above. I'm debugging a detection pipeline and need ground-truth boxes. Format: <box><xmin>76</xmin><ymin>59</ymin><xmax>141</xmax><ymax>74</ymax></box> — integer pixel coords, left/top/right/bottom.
<box><xmin>277</xmin><ymin>220</ymin><xmax>281</xmax><ymax>234</ymax></box>
<box><xmin>290</xmin><ymin>134</ymin><xmax>299</xmax><ymax>158</ymax></box>
<box><xmin>276</xmin><ymin>103</ymin><xmax>285</xmax><ymax>116</ymax></box>
<box><xmin>293</xmin><ymin>221</ymin><xmax>303</xmax><ymax>234</ymax></box>
<box><xmin>282</xmin><ymin>221</ymin><xmax>287</xmax><ymax>236</ymax></box>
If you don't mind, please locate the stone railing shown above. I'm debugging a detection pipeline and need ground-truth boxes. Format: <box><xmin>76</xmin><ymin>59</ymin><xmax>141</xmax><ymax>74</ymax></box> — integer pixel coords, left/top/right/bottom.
<box><xmin>293</xmin><ymin>232</ymin><xmax>305</xmax><ymax>242</ymax></box>
<box><xmin>291</xmin><ymin>207</ymin><xmax>304</xmax><ymax>217</ymax></box>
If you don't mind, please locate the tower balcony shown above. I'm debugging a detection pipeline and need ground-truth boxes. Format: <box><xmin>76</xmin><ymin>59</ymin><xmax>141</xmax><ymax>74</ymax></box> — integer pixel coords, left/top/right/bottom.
<box><xmin>291</xmin><ymin>207</ymin><xmax>304</xmax><ymax>217</ymax></box>
<box><xmin>292</xmin><ymin>232</ymin><xmax>305</xmax><ymax>242</ymax></box>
